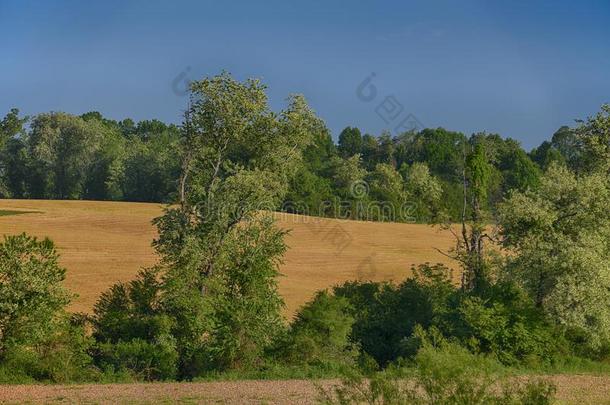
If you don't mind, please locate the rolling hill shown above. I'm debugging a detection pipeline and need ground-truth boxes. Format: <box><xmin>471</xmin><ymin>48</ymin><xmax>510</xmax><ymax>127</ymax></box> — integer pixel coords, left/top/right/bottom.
<box><xmin>0</xmin><ymin>199</ymin><xmax>457</xmax><ymax>316</ymax></box>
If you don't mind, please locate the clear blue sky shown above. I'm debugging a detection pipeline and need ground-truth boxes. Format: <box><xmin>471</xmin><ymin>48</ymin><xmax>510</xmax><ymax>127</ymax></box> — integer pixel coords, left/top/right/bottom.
<box><xmin>2</xmin><ymin>0</ymin><xmax>609</xmax><ymax>149</ymax></box>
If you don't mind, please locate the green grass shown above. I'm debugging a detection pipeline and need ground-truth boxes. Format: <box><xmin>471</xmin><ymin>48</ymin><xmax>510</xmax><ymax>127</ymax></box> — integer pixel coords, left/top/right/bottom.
<box><xmin>0</xmin><ymin>210</ymin><xmax>37</xmax><ymax>217</ymax></box>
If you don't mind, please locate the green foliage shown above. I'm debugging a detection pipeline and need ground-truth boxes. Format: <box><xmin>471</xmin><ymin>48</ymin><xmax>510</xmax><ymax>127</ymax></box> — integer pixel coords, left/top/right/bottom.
<box><xmin>401</xmin><ymin>162</ymin><xmax>443</xmax><ymax>221</ymax></box>
<box><xmin>0</xmin><ymin>317</ymin><xmax>94</xmax><ymax>384</ymax></box>
<box><xmin>278</xmin><ymin>290</ymin><xmax>357</xmax><ymax>368</ymax></box>
<box><xmin>334</xmin><ymin>263</ymin><xmax>565</xmax><ymax>368</ymax></box>
<box><xmin>284</xmin><ymin>166</ymin><xmax>334</xmax><ymax>216</ymax></box>
<box><xmin>204</xmin><ymin>215</ymin><xmax>287</xmax><ymax>371</ymax></box>
<box><xmin>499</xmin><ymin>163</ymin><xmax>610</xmax><ymax>349</ymax></box>
<box><xmin>151</xmin><ymin>73</ymin><xmax>322</xmax><ymax>376</ymax></box>
<box><xmin>95</xmin><ymin>337</ymin><xmax>178</xmax><ymax>381</ymax></box>
<box><xmin>0</xmin><ymin>234</ymin><xmax>71</xmax><ymax>352</ymax></box>
<box><xmin>338</xmin><ymin>127</ymin><xmax>363</xmax><ymax>158</ymax></box>
<box><xmin>320</xmin><ymin>340</ymin><xmax>556</xmax><ymax>405</ymax></box>
<box><xmin>334</xmin><ymin>264</ymin><xmax>455</xmax><ymax>366</ymax></box>
<box><xmin>120</xmin><ymin>126</ymin><xmax>181</xmax><ymax>202</ymax></box>
<box><xmin>449</xmin><ymin>283</ymin><xmax>565</xmax><ymax>366</ymax></box>
<box><xmin>92</xmin><ymin>268</ymin><xmax>165</xmax><ymax>343</ymax></box>
<box><xmin>367</xmin><ymin>163</ymin><xmax>408</xmax><ymax>221</ymax></box>
<box><xmin>0</xmin><ymin>234</ymin><xmax>94</xmax><ymax>383</ymax></box>
<box><xmin>91</xmin><ymin>268</ymin><xmax>179</xmax><ymax>380</ymax></box>
<box><xmin>574</xmin><ymin>104</ymin><xmax>610</xmax><ymax>173</ymax></box>
<box><xmin>0</xmin><ymin>108</ymin><xmax>28</xmax><ymax>198</ymax></box>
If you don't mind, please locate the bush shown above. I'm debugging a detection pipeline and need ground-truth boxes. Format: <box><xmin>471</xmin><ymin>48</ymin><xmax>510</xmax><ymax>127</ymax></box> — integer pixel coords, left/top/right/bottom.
<box><xmin>0</xmin><ymin>315</ymin><xmax>94</xmax><ymax>383</ymax></box>
<box><xmin>335</xmin><ymin>263</ymin><xmax>566</xmax><ymax>368</ymax></box>
<box><xmin>448</xmin><ymin>282</ymin><xmax>566</xmax><ymax>365</ymax></box>
<box><xmin>0</xmin><ymin>234</ymin><xmax>94</xmax><ymax>383</ymax></box>
<box><xmin>91</xmin><ymin>267</ymin><xmax>179</xmax><ymax>380</ymax></box>
<box><xmin>0</xmin><ymin>233</ymin><xmax>71</xmax><ymax>352</ymax></box>
<box><xmin>95</xmin><ymin>336</ymin><xmax>178</xmax><ymax>381</ymax></box>
<box><xmin>92</xmin><ymin>267</ymin><xmax>163</xmax><ymax>343</ymax></box>
<box><xmin>277</xmin><ymin>290</ymin><xmax>357</xmax><ymax>368</ymax></box>
<box><xmin>320</xmin><ymin>338</ymin><xmax>556</xmax><ymax>405</ymax></box>
<box><xmin>333</xmin><ymin>263</ymin><xmax>454</xmax><ymax>366</ymax></box>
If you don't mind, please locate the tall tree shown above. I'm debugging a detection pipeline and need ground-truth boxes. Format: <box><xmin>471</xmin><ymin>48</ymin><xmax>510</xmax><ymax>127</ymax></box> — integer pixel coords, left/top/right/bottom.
<box><xmin>153</xmin><ymin>73</ymin><xmax>319</xmax><ymax>373</ymax></box>
<box><xmin>27</xmin><ymin>113</ymin><xmax>114</xmax><ymax>199</ymax></box>
<box><xmin>337</xmin><ymin>126</ymin><xmax>363</xmax><ymax>158</ymax></box>
<box><xmin>0</xmin><ymin>109</ymin><xmax>28</xmax><ymax>197</ymax></box>
<box><xmin>440</xmin><ymin>141</ymin><xmax>494</xmax><ymax>292</ymax></box>
<box><xmin>574</xmin><ymin>104</ymin><xmax>610</xmax><ymax>174</ymax></box>
<box><xmin>499</xmin><ymin>163</ymin><xmax>610</xmax><ymax>348</ymax></box>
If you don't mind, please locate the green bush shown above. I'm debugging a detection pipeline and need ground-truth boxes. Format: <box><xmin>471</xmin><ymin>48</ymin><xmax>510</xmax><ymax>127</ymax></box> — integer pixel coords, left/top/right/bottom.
<box><xmin>335</xmin><ymin>264</ymin><xmax>566</xmax><ymax>368</ymax></box>
<box><xmin>95</xmin><ymin>336</ymin><xmax>178</xmax><ymax>381</ymax></box>
<box><xmin>333</xmin><ymin>263</ymin><xmax>454</xmax><ymax>366</ymax></box>
<box><xmin>319</xmin><ymin>339</ymin><xmax>556</xmax><ymax>405</ymax></box>
<box><xmin>91</xmin><ymin>268</ymin><xmax>179</xmax><ymax>380</ymax></box>
<box><xmin>0</xmin><ymin>315</ymin><xmax>94</xmax><ymax>383</ymax></box>
<box><xmin>448</xmin><ymin>282</ymin><xmax>566</xmax><ymax>365</ymax></box>
<box><xmin>0</xmin><ymin>234</ymin><xmax>95</xmax><ymax>383</ymax></box>
<box><xmin>276</xmin><ymin>290</ymin><xmax>357</xmax><ymax>368</ymax></box>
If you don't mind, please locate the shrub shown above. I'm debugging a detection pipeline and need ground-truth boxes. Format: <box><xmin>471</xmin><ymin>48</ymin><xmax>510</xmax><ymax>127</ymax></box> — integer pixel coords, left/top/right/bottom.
<box><xmin>334</xmin><ymin>263</ymin><xmax>454</xmax><ymax>366</ymax></box>
<box><xmin>277</xmin><ymin>290</ymin><xmax>357</xmax><ymax>368</ymax></box>
<box><xmin>0</xmin><ymin>315</ymin><xmax>94</xmax><ymax>383</ymax></box>
<box><xmin>95</xmin><ymin>335</ymin><xmax>178</xmax><ymax>381</ymax></box>
<box><xmin>319</xmin><ymin>338</ymin><xmax>556</xmax><ymax>405</ymax></box>
<box><xmin>92</xmin><ymin>267</ymin><xmax>163</xmax><ymax>343</ymax></box>
<box><xmin>91</xmin><ymin>268</ymin><xmax>179</xmax><ymax>380</ymax></box>
<box><xmin>0</xmin><ymin>233</ymin><xmax>71</xmax><ymax>352</ymax></box>
<box><xmin>447</xmin><ymin>282</ymin><xmax>566</xmax><ymax>366</ymax></box>
<box><xmin>0</xmin><ymin>234</ymin><xmax>94</xmax><ymax>383</ymax></box>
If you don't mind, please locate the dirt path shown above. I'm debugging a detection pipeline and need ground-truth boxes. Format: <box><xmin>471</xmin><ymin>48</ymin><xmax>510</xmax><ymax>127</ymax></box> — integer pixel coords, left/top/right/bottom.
<box><xmin>0</xmin><ymin>375</ymin><xmax>609</xmax><ymax>404</ymax></box>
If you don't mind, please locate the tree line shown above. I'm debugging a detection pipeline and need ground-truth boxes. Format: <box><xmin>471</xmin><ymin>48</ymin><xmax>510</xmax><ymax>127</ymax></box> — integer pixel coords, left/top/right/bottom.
<box><xmin>0</xmin><ymin>74</ymin><xmax>608</xmax><ymax>403</ymax></box>
<box><xmin>0</xmin><ymin>97</ymin><xmax>592</xmax><ymax>223</ymax></box>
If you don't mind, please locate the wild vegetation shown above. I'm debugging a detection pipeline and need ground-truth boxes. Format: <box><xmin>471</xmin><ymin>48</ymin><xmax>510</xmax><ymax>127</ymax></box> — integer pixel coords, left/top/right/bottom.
<box><xmin>0</xmin><ymin>74</ymin><xmax>609</xmax><ymax>404</ymax></box>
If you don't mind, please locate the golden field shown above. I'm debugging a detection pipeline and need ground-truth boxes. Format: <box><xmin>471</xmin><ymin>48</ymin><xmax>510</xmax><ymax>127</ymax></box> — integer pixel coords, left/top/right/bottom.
<box><xmin>0</xmin><ymin>199</ymin><xmax>457</xmax><ymax>316</ymax></box>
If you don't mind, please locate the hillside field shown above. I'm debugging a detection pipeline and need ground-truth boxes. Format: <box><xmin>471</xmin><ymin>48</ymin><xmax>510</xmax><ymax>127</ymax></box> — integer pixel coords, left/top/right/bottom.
<box><xmin>0</xmin><ymin>199</ymin><xmax>457</xmax><ymax>316</ymax></box>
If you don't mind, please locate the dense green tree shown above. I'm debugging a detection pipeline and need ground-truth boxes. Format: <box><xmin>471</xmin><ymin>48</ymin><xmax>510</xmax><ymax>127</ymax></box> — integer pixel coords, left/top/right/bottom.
<box><xmin>499</xmin><ymin>163</ymin><xmax>610</xmax><ymax>348</ymax></box>
<box><xmin>121</xmin><ymin>129</ymin><xmax>181</xmax><ymax>202</ymax></box>
<box><xmin>376</xmin><ymin>131</ymin><xmax>395</xmax><ymax>166</ymax></box>
<box><xmin>530</xmin><ymin>140</ymin><xmax>567</xmax><ymax>170</ymax></box>
<box><xmin>0</xmin><ymin>109</ymin><xmax>28</xmax><ymax>197</ymax></box>
<box><xmin>367</xmin><ymin>163</ymin><xmax>406</xmax><ymax>221</ymax></box>
<box><xmin>550</xmin><ymin>126</ymin><xmax>580</xmax><ymax>169</ymax></box>
<box><xmin>27</xmin><ymin>113</ymin><xmax>114</xmax><ymax>199</ymax></box>
<box><xmin>574</xmin><ymin>104</ymin><xmax>610</xmax><ymax>174</ymax></box>
<box><xmin>337</xmin><ymin>126</ymin><xmax>363</xmax><ymax>158</ymax></box>
<box><xmin>0</xmin><ymin>234</ymin><xmax>71</xmax><ymax>353</ymax></box>
<box><xmin>153</xmin><ymin>73</ymin><xmax>319</xmax><ymax>374</ymax></box>
<box><xmin>279</xmin><ymin>290</ymin><xmax>356</xmax><ymax>367</ymax></box>
<box><xmin>412</xmin><ymin>128</ymin><xmax>465</xmax><ymax>180</ymax></box>
<box><xmin>360</xmin><ymin>133</ymin><xmax>379</xmax><ymax>170</ymax></box>
<box><xmin>284</xmin><ymin>167</ymin><xmax>334</xmax><ymax>216</ymax></box>
<box><xmin>91</xmin><ymin>268</ymin><xmax>178</xmax><ymax>380</ymax></box>
<box><xmin>401</xmin><ymin>162</ymin><xmax>443</xmax><ymax>222</ymax></box>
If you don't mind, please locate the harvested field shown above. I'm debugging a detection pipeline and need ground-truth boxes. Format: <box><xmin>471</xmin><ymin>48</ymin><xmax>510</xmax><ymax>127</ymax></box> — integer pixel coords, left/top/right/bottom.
<box><xmin>0</xmin><ymin>375</ymin><xmax>609</xmax><ymax>404</ymax></box>
<box><xmin>0</xmin><ymin>199</ymin><xmax>457</xmax><ymax>316</ymax></box>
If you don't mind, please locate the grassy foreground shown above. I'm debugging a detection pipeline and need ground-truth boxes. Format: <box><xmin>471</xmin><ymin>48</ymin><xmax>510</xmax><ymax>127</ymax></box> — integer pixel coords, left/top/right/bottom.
<box><xmin>0</xmin><ymin>375</ymin><xmax>609</xmax><ymax>404</ymax></box>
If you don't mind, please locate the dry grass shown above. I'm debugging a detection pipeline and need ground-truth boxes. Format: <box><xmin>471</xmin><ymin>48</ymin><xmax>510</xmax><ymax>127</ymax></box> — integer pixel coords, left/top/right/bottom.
<box><xmin>0</xmin><ymin>199</ymin><xmax>458</xmax><ymax>316</ymax></box>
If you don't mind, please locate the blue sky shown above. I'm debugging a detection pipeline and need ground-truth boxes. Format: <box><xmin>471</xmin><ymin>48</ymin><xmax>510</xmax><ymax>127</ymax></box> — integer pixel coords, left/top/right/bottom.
<box><xmin>1</xmin><ymin>0</ymin><xmax>609</xmax><ymax>149</ymax></box>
